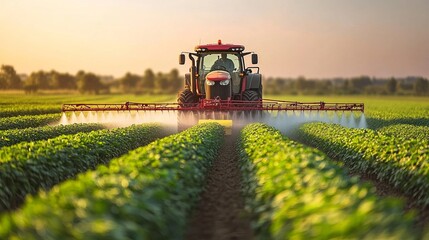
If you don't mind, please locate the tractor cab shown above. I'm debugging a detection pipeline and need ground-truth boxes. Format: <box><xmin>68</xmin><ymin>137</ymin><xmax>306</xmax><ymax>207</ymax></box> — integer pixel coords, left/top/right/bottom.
<box><xmin>198</xmin><ymin>52</ymin><xmax>241</xmax><ymax>98</ymax></box>
<box><xmin>179</xmin><ymin>40</ymin><xmax>261</xmax><ymax>105</ymax></box>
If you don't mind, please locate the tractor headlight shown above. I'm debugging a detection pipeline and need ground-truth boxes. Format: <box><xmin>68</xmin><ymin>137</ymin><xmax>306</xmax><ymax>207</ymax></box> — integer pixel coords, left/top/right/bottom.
<box><xmin>206</xmin><ymin>80</ymin><xmax>215</xmax><ymax>86</ymax></box>
<box><xmin>220</xmin><ymin>79</ymin><xmax>230</xmax><ymax>85</ymax></box>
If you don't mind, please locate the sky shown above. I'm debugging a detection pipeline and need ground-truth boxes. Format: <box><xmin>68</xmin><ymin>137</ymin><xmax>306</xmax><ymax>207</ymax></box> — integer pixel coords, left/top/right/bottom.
<box><xmin>0</xmin><ymin>0</ymin><xmax>428</xmax><ymax>79</ymax></box>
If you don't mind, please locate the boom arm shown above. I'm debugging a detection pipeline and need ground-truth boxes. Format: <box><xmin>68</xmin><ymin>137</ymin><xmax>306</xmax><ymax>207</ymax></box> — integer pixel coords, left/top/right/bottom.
<box><xmin>62</xmin><ymin>99</ymin><xmax>364</xmax><ymax>112</ymax></box>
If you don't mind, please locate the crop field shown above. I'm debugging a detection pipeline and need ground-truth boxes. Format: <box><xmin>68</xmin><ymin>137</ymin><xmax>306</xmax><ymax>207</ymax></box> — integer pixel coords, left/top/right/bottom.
<box><xmin>0</xmin><ymin>94</ymin><xmax>428</xmax><ymax>239</ymax></box>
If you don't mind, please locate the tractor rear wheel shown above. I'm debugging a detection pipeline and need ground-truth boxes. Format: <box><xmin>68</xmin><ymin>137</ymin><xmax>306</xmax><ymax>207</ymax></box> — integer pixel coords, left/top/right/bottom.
<box><xmin>178</xmin><ymin>89</ymin><xmax>198</xmax><ymax>107</ymax></box>
<box><xmin>242</xmin><ymin>90</ymin><xmax>259</xmax><ymax>101</ymax></box>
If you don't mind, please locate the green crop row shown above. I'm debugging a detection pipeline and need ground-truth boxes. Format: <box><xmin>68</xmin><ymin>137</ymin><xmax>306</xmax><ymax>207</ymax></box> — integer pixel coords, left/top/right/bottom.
<box><xmin>0</xmin><ymin>124</ymin><xmax>163</xmax><ymax>212</ymax></box>
<box><xmin>0</xmin><ymin>105</ymin><xmax>61</xmax><ymax>118</ymax></box>
<box><xmin>377</xmin><ymin>124</ymin><xmax>429</xmax><ymax>140</ymax></box>
<box><xmin>297</xmin><ymin>122</ymin><xmax>429</xmax><ymax>207</ymax></box>
<box><xmin>0</xmin><ymin>123</ymin><xmax>224</xmax><ymax>239</ymax></box>
<box><xmin>0</xmin><ymin>123</ymin><xmax>104</xmax><ymax>148</ymax></box>
<box><xmin>239</xmin><ymin>123</ymin><xmax>415</xmax><ymax>239</ymax></box>
<box><xmin>0</xmin><ymin>113</ymin><xmax>61</xmax><ymax>130</ymax></box>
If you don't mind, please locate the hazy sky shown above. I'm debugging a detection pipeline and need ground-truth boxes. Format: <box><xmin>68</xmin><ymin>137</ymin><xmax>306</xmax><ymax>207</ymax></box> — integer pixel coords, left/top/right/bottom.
<box><xmin>1</xmin><ymin>0</ymin><xmax>428</xmax><ymax>78</ymax></box>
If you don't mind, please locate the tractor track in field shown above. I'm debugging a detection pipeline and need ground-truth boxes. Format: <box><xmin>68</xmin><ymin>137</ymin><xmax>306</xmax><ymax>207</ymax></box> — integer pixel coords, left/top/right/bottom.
<box><xmin>185</xmin><ymin>134</ymin><xmax>253</xmax><ymax>240</ymax></box>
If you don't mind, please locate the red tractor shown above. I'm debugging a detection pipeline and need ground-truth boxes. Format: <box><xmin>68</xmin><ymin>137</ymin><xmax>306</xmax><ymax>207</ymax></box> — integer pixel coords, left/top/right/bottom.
<box><xmin>62</xmin><ymin>40</ymin><xmax>363</xmax><ymax>130</ymax></box>
<box><xmin>178</xmin><ymin>39</ymin><xmax>262</xmax><ymax>106</ymax></box>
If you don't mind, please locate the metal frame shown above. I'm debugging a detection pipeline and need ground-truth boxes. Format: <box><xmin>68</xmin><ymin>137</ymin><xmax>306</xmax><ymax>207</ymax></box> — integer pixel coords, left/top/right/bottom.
<box><xmin>62</xmin><ymin>99</ymin><xmax>364</xmax><ymax>112</ymax></box>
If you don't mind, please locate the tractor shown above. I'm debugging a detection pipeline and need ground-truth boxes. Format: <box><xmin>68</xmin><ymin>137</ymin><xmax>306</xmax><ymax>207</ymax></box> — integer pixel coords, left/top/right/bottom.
<box><xmin>178</xmin><ymin>39</ymin><xmax>262</xmax><ymax>106</ymax></box>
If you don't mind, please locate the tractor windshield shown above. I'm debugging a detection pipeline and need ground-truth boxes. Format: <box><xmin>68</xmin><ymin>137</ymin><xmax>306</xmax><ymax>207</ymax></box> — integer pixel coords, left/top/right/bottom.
<box><xmin>200</xmin><ymin>53</ymin><xmax>240</xmax><ymax>74</ymax></box>
<box><xmin>198</xmin><ymin>53</ymin><xmax>241</xmax><ymax>94</ymax></box>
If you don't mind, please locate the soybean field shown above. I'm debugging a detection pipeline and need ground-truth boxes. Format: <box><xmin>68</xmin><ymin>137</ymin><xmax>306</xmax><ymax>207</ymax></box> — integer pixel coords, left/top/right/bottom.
<box><xmin>0</xmin><ymin>94</ymin><xmax>428</xmax><ymax>239</ymax></box>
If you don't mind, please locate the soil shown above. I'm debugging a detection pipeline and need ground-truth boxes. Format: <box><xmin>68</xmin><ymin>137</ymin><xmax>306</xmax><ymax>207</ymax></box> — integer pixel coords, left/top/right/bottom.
<box><xmin>185</xmin><ymin>134</ymin><xmax>253</xmax><ymax>240</ymax></box>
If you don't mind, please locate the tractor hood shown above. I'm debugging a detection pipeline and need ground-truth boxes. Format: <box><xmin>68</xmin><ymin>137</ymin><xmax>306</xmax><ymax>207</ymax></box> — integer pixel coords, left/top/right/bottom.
<box><xmin>206</xmin><ymin>70</ymin><xmax>231</xmax><ymax>82</ymax></box>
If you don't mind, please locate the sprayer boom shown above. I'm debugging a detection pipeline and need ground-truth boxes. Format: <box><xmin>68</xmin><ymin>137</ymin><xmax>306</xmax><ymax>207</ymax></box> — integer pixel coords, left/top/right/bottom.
<box><xmin>62</xmin><ymin>99</ymin><xmax>364</xmax><ymax>112</ymax></box>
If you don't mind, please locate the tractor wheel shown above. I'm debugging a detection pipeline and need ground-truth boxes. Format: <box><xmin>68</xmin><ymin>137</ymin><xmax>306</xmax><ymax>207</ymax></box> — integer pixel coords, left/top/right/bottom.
<box><xmin>242</xmin><ymin>90</ymin><xmax>259</xmax><ymax>101</ymax></box>
<box><xmin>178</xmin><ymin>89</ymin><xmax>198</xmax><ymax>107</ymax></box>
<box><xmin>242</xmin><ymin>90</ymin><xmax>261</xmax><ymax>110</ymax></box>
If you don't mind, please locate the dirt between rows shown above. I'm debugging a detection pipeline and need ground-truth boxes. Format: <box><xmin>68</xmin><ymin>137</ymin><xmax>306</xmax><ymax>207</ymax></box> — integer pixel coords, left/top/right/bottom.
<box><xmin>185</xmin><ymin>132</ymin><xmax>428</xmax><ymax>238</ymax></box>
<box><xmin>185</xmin><ymin>134</ymin><xmax>253</xmax><ymax>240</ymax></box>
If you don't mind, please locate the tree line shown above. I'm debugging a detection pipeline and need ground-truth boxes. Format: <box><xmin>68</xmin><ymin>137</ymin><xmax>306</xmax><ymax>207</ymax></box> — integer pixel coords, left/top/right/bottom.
<box><xmin>0</xmin><ymin>65</ymin><xmax>182</xmax><ymax>94</ymax></box>
<box><xmin>264</xmin><ymin>76</ymin><xmax>429</xmax><ymax>96</ymax></box>
<box><xmin>1</xmin><ymin>64</ymin><xmax>428</xmax><ymax>96</ymax></box>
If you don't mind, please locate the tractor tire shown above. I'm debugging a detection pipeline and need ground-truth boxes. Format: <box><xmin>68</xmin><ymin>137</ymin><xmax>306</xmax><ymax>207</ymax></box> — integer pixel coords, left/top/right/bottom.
<box><xmin>242</xmin><ymin>90</ymin><xmax>261</xmax><ymax>110</ymax></box>
<box><xmin>242</xmin><ymin>90</ymin><xmax>259</xmax><ymax>101</ymax></box>
<box><xmin>178</xmin><ymin>89</ymin><xmax>198</xmax><ymax>107</ymax></box>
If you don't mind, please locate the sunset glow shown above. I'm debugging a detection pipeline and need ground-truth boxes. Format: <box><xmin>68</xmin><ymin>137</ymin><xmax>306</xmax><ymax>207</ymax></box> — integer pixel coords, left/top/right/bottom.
<box><xmin>1</xmin><ymin>0</ymin><xmax>428</xmax><ymax>78</ymax></box>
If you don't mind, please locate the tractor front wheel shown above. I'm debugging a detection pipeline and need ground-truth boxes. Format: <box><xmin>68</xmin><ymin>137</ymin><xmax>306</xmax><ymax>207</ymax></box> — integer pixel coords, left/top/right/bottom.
<box><xmin>178</xmin><ymin>89</ymin><xmax>198</xmax><ymax>107</ymax></box>
<box><xmin>242</xmin><ymin>90</ymin><xmax>261</xmax><ymax>109</ymax></box>
<box><xmin>242</xmin><ymin>90</ymin><xmax>259</xmax><ymax>101</ymax></box>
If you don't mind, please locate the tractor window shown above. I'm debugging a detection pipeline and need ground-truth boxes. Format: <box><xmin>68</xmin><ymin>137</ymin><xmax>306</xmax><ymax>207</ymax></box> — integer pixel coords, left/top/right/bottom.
<box><xmin>198</xmin><ymin>53</ymin><xmax>241</xmax><ymax>94</ymax></box>
<box><xmin>200</xmin><ymin>53</ymin><xmax>240</xmax><ymax>75</ymax></box>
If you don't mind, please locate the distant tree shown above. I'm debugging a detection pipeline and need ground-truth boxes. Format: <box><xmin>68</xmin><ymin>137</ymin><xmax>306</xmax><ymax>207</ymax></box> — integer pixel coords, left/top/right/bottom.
<box><xmin>414</xmin><ymin>78</ymin><xmax>429</xmax><ymax>96</ymax></box>
<box><xmin>0</xmin><ymin>74</ymin><xmax>6</xmax><ymax>89</ymax></box>
<box><xmin>294</xmin><ymin>76</ymin><xmax>306</xmax><ymax>93</ymax></box>
<box><xmin>341</xmin><ymin>79</ymin><xmax>350</xmax><ymax>93</ymax></box>
<box><xmin>274</xmin><ymin>78</ymin><xmax>286</xmax><ymax>94</ymax></box>
<box><xmin>350</xmin><ymin>76</ymin><xmax>371</xmax><ymax>93</ymax></box>
<box><xmin>386</xmin><ymin>78</ymin><xmax>397</xmax><ymax>94</ymax></box>
<box><xmin>397</xmin><ymin>80</ymin><xmax>413</xmax><ymax>93</ymax></box>
<box><xmin>315</xmin><ymin>80</ymin><xmax>333</xmax><ymax>94</ymax></box>
<box><xmin>23</xmin><ymin>82</ymin><xmax>39</xmax><ymax>94</ymax></box>
<box><xmin>0</xmin><ymin>65</ymin><xmax>22</xmax><ymax>89</ymax></box>
<box><xmin>27</xmin><ymin>71</ymin><xmax>50</xmax><ymax>89</ymax></box>
<box><xmin>120</xmin><ymin>72</ymin><xmax>141</xmax><ymax>93</ymax></box>
<box><xmin>77</xmin><ymin>72</ymin><xmax>104</xmax><ymax>94</ymax></box>
<box><xmin>64</xmin><ymin>73</ymin><xmax>77</xmax><ymax>89</ymax></box>
<box><xmin>154</xmin><ymin>72</ymin><xmax>169</xmax><ymax>93</ymax></box>
<box><xmin>141</xmin><ymin>68</ymin><xmax>155</xmax><ymax>90</ymax></box>
<box><xmin>304</xmin><ymin>79</ymin><xmax>316</xmax><ymax>93</ymax></box>
<box><xmin>263</xmin><ymin>77</ymin><xmax>276</xmax><ymax>94</ymax></box>
<box><xmin>167</xmin><ymin>68</ymin><xmax>182</xmax><ymax>93</ymax></box>
<box><xmin>76</xmin><ymin>70</ymin><xmax>86</xmax><ymax>81</ymax></box>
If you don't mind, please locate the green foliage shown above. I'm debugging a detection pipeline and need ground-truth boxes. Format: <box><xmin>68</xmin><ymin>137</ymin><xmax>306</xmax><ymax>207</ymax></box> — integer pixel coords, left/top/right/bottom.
<box><xmin>239</xmin><ymin>123</ymin><xmax>415</xmax><ymax>239</ymax></box>
<box><xmin>378</xmin><ymin>124</ymin><xmax>429</xmax><ymax>140</ymax></box>
<box><xmin>297</xmin><ymin>122</ymin><xmax>429</xmax><ymax>207</ymax></box>
<box><xmin>264</xmin><ymin>76</ymin><xmax>429</xmax><ymax>96</ymax></box>
<box><xmin>0</xmin><ymin>105</ymin><xmax>60</xmax><ymax>118</ymax></box>
<box><xmin>0</xmin><ymin>114</ymin><xmax>61</xmax><ymax>130</ymax></box>
<box><xmin>26</xmin><ymin>71</ymin><xmax>50</xmax><ymax>90</ymax></box>
<box><xmin>119</xmin><ymin>68</ymin><xmax>182</xmax><ymax>94</ymax></box>
<box><xmin>77</xmin><ymin>72</ymin><xmax>105</xmax><ymax>94</ymax></box>
<box><xmin>0</xmin><ymin>123</ymin><xmax>104</xmax><ymax>148</ymax></box>
<box><xmin>0</xmin><ymin>65</ymin><xmax>22</xmax><ymax>89</ymax></box>
<box><xmin>0</xmin><ymin>124</ymin><xmax>163</xmax><ymax>211</ymax></box>
<box><xmin>0</xmin><ymin>123</ymin><xmax>224</xmax><ymax>239</ymax></box>
<box><xmin>0</xmin><ymin>93</ymin><xmax>176</xmax><ymax>105</ymax></box>
<box><xmin>120</xmin><ymin>72</ymin><xmax>141</xmax><ymax>93</ymax></box>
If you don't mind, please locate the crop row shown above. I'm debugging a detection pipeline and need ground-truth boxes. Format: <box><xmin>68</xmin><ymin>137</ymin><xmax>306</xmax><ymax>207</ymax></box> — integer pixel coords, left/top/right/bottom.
<box><xmin>0</xmin><ymin>124</ymin><xmax>163</xmax><ymax>211</ymax></box>
<box><xmin>297</xmin><ymin>122</ymin><xmax>429</xmax><ymax>207</ymax></box>
<box><xmin>364</xmin><ymin>99</ymin><xmax>429</xmax><ymax>129</ymax></box>
<box><xmin>0</xmin><ymin>123</ymin><xmax>104</xmax><ymax>148</ymax></box>
<box><xmin>0</xmin><ymin>113</ymin><xmax>61</xmax><ymax>130</ymax></box>
<box><xmin>377</xmin><ymin>124</ymin><xmax>429</xmax><ymax>140</ymax></box>
<box><xmin>0</xmin><ymin>105</ymin><xmax>60</xmax><ymax>118</ymax></box>
<box><xmin>239</xmin><ymin>123</ymin><xmax>415</xmax><ymax>239</ymax></box>
<box><xmin>0</xmin><ymin>123</ymin><xmax>224</xmax><ymax>239</ymax></box>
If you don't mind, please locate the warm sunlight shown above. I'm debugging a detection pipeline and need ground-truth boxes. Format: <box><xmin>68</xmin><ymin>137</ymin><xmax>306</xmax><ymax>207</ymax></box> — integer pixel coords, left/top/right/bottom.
<box><xmin>1</xmin><ymin>0</ymin><xmax>428</xmax><ymax>78</ymax></box>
